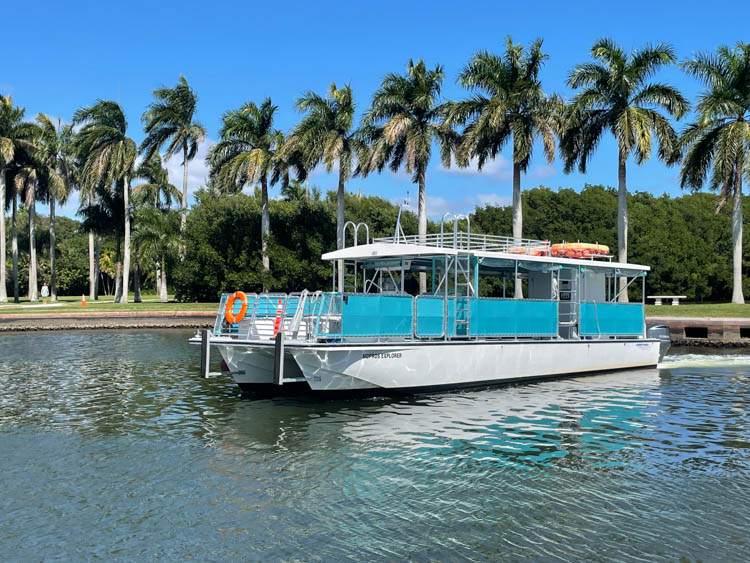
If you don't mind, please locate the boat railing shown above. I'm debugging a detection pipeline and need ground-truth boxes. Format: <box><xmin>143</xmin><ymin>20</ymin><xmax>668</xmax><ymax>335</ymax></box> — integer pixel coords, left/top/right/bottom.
<box><xmin>372</xmin><ymin>231</ymin><xmax>550</xmax><ymax>255</ymax></box>
<box><xmin>215</xmin><ymin>291</ymin><xmax>321</xmax><ymax>340</ymax></box>
<box><xmin>214</xmin><ymin>292</ymin><xmax>645</xmax><ymax>342</ymax></box>
<box><xmin>311</xmin><ymin>294</ymin><xmax>561</xmax><ymax>340</ymax></box>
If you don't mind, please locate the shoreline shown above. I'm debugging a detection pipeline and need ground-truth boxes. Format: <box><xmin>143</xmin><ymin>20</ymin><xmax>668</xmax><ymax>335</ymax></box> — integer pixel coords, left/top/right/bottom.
<box><xmin>3</xmin><ymin>312</ymin><xmax>750</xmax><ymax>347</ymax></box>
<box><xmin>648</xmin><ymin>316</ymin><xmax>750</xmax><ymax>347</ymax></box>
<box><xmin>0</xmin><ymin>311</ymin><xmax>215</xmax><ymax>332</ymax></box>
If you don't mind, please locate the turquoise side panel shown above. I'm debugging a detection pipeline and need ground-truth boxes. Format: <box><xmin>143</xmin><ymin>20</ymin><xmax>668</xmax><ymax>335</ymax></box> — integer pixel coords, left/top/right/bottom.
<box><xmin>446</xmin><ymin>299</ymin><xmax>456</xmax><ymax>337</ymax></box>
<box><xmin>579</xmin><ymin>302</ymin><xmax>644</xmax><ymax>335</ymax></box>
<box><xmin>414</xmin><ymin>298</ymin><xmax>456</xmax><ymax>336</ymax></box>
<box><xmin>416</xmin><ymin>297</ymin><xmax>444</xmax><ymax>336</ymax></box>
<box><xmin>469</xmin><ymin>299</ymin><xmax>558</xmax><ymax>336</ymax></box>
<box><xmin>341</xmin><ymin>295</ymin><xmax>413</xmax><ymax>336</ymax></box>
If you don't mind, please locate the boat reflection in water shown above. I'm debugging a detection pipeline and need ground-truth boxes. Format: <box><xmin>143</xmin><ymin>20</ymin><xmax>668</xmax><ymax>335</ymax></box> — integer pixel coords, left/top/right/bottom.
<box><xmin>211</xmin><ymin>368</ymin><xmax>669</xmax><ymax>469</ymax></box>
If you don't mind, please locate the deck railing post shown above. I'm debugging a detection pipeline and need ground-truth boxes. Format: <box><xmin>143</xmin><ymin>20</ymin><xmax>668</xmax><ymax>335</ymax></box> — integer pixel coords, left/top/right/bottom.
<box><xmin>273</xmin><ymin>330</ymin><xmax>284</xmax><ymax>385</ymax></box>
<box><xmin>200</xmin><ymin>329</ymin><xmax>211</xmax><ymax>378</ymax></box>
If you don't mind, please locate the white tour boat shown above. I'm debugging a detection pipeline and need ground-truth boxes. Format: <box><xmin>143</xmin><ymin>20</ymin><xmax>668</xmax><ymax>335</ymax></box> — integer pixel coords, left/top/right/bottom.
<box><xmin>192</xmin><ymin>212</ymin><xmax>669</xmax><ymax>394</ymax></box>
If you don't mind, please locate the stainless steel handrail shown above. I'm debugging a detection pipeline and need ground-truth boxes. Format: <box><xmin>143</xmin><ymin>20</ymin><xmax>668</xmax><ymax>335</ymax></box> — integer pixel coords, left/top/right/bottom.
<box><xmin>373</xmin><ymin>231</ymin><xmax>550</xmax><ymax>254</ymax></box>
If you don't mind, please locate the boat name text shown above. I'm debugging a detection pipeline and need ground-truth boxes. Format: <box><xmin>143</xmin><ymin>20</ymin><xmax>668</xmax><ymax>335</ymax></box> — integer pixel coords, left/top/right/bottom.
<box><xmin>362</xmin><ymin>352</ymin><xmax>403</xmax><ymax>360</ymax></box>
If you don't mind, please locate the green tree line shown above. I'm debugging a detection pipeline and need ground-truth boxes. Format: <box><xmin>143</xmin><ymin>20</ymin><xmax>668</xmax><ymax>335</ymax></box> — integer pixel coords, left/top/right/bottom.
<box><xmin>6</xmin><ymin>185</ymin><xmax>745</xmax><ymax>303</ymax></box>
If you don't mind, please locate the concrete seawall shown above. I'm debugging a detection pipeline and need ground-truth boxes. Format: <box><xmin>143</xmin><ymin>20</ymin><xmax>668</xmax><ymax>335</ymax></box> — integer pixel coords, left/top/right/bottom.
<box><xmin>648</xmin><ymin>317</ymin><xmax>750</xmax><ymax>347</ymax></box>
<box><xmin>0</xmin><ymin>311</ymin><xmax>215</xmax><ymax>332</ymax></box>
<box><xmin>2</xmin><ymin>312</ymin><xmax>748</xmax><ymax>347</ymax></box>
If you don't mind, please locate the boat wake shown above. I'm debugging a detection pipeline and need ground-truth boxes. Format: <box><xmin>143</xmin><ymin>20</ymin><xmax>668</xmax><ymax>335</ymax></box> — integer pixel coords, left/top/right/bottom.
<box><xmin>659</xmin><ymin>353</ymin><xmax>750</xmax><ymax>369</ymax></box>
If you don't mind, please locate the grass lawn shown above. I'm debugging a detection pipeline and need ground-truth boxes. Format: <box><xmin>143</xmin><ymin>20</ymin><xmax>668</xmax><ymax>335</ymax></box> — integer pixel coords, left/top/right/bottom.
<box><xmin>0</xmin><ymin>294</ymin><xmax>219</xmax><ymax>315</ymax></box>
<box><xmin>646</xmin><ymin>303</ymin><xmax>750</xmax><ymax>318</ymax></box>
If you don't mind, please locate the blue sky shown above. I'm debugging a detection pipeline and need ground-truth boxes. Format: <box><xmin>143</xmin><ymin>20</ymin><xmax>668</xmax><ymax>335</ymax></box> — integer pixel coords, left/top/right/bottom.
<box><xmin>4</xmin><ymin>0</ymin><xmax>749</xmax><ymax>219</ymax></box>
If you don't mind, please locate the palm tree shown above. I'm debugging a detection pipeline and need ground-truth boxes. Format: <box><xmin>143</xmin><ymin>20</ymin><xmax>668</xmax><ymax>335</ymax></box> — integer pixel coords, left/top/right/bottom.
<box><xmin>207</xmin><ymin>98</ymin><xmax>282</xmax><ymax>273</ymax></box>
<box><xmin>271</xmin><ymin>131</ymin><xmax>306</xmax><ymax>199</ymax></box>
<box><xmin>444</xmin><ymin>37</ymin><xmax>560</xmax><ymax>297</ymax></box>
<box><xmin>6</xmin><ymin>120</ymin><xmax>63</xmax><ymax>302</ymax></box>
<box><xmin>0</xmin><ymin>95</ymin><xmax>36</xmax><ymax>302</ymax></box>
<box><xmin>562</xmin><ymin>39</ymin><xmax>688</xmax><ymax>301</ymax></box>
<box><xmin>73</xmin><ymin>101</ymin><xmax>137</xmax><ymax>303</ymax></box>
<box><xmin>140</xmin><ymin>76</ymin><xmax>206</xmax><ymax>231</ymax></box>
<box><xmin>133</xmin><ymin>154</ymin><xmax>180</xmax><ymax>211</ymax></box>
<box><xmin>680</xmin><ymin>43</ymin><xmax>750</xmax><ymax>304</ymax></box>
<box><xmin>363</xmin><ymin>59</ymin><xmax>458</xmax><ymax>293</ymax></box>
<box><xmin>13</xmin><ymin>166</ymin><xmax>40</xmax><ymax>300</ymax></box>
<box><xmin>79</xmin><ymin>179</ymin><xmax>125</xmax><ymax>299</ymax></box>
<box><xmin>280</xmin><ymin>178</ymin><xmax>307</xmax><ymax>201</ymax></box>
<box><xmin>133</xmin><ymin>207</ymin><xmax>181</xmax><ymax>302</ymax></box>
<box><xmin>36</xmin><ymin>115</ymin><xmax>75</xmax><ymax>301</ymax></box>
<box><xmin>133</xmin><ymin>154</ymin><xmax>179</xmax><ymax>296</ymax></box>
<box><xmin>283</xmin><ymin>83</ymin><xmax>363</xmax><ymax>291</ymax></box>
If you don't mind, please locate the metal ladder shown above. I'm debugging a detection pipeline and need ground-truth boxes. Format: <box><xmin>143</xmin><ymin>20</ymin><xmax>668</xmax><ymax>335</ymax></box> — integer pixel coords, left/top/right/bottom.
<box><xmin>453</xmin><ymin>253</ymin><xmax>474</xmax><ymax>336</ymax></box>
<box><xmin>558</xmin><ymin>271</ymin><xmax>580</xmax><ymax>330</ymax></box>
<box><xmin>343</xmin><ymin>260</ymin><xmax>358</xmax><ymax>292</ymax></box>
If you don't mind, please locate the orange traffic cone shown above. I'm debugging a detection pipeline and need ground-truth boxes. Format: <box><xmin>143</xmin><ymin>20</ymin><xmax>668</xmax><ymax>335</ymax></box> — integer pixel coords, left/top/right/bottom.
<box><xmin>82</xmin><ymin>294</ymin><xmax>87</xmax><ymax>307</ymax></box>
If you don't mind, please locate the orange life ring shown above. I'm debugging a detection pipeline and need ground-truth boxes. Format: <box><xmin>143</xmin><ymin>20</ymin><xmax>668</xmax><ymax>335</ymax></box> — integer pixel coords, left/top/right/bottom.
<box><xmin>224</xmin><ymin>291</ymin><xmax>248</xmax><ymax>324</ymax></box>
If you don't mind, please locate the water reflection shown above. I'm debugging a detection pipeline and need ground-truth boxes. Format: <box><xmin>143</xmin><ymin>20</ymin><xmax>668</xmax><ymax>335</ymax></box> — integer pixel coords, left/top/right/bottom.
<box><xmin>1</xmin><ymin>331</ymin><xmax>749</xmax><ymax>560</ymax></box>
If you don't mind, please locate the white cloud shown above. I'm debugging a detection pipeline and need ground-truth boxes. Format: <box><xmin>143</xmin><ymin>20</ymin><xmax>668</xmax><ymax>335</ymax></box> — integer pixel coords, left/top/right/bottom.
<box><xmin>163</xmin><ymin>138</ymin><xmax>214</xmax><ymax>198</ymax></box>
<box><xmin>529</xmin><ymin>165</ymin><xmax>556</xmax><ymax>179</ymax></box>
<box><xmin>393</xmin><ymin>192</ymin><xmax>512</xmax><ymax>219</ymax></box>
<box><xmin>440</xmin><ymin>157</ymin><xmax>558</xmax><ymax>182</ymax></box>
<box><xmin>308</xmin><ymin>162</ymin><xmax>334</xmax><ymax>178</ymax></box>
<box><xmin>439</xmin><ymin>155</ymin><xmax>512</xmax><ymax>179</ymax></box>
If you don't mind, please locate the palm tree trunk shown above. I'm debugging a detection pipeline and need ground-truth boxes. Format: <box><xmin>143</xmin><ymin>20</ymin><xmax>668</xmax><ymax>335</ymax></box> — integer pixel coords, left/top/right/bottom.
<box><xmin>181</xmin><ymin>144</ymin><xmax>189</xmax><ymax>232</ymax></box>
<box><xmin>121</xmin><ymin>175</ymin><xmax>131</xmax><ymax>303</ymax></box>
<box><xmin>160</xmin><ymin>257</ymin><xmax>168</xmax><ymax>303</ymax></box>
<box><xmin>94</xmin><ymin>237</ymin><xmax>100</xmax><ymax>299</ymax></box>
<box><xmin>337</xmin><ymin>168</ymin><xmax>345</xmax><ymax>292</ymax></box>
<box><xmin>418</xmin><ymin>172</ymin><xmax>427</xmax><ymax>295</ymax></box>
<box><xmin>133</xmin><ymin>250</ymin><xmax>141</xmax><ymax>303</ymax></box>
<box><xmin>50</xmin><ymin>197</ymin><xmax>57</xmax><ymax>301</ymax></box>
<box><xmin>12</xmin><ymin>196</ymin><xmax>18</xmax><ymax>302</ymax></box>
<box><xmin>28</xmin><ymin>193</ymin><xmax>38</xmax><ymax>301</ymax></box>
<box><xmin>261</xmin><ymin>175</ymin><xmax>270</xmax><ymax>273</ymax></box>
<box><xmin>0</xmin><ymin>166</ymin><xmax>7</xmax><ymax>303</ymax></box>
<box><xmin>732</xmin><ymin>153</ymin><xmax>745</xmax><ymax>304</ymax></box>
<box><xmin>156</xmin><ymin>263</ymin><xmax>162</xmax><ymax>297</ymax></box>
<box><xmin>114</xmin><ymin>263</ymin><xmax>122</xmax><ymax>301</ymax></box>
<box><xmin>512</xmin><ymin>159</ymin><xmax>523</xmax><ymax>299</ymax></box>
<box><xmin>88</xmin><ymin>192</ymin><xmax>96</xmax><ymax>300</ymax></box>
<box><xmin>617</xmin><ymin>150</ymin><xmax>629</xmax><ymax>303</ymax></box>
<box><xmin>114</xmin><ymin>238</ymin><xmax>122</xmax><ymax>302</ymax></box>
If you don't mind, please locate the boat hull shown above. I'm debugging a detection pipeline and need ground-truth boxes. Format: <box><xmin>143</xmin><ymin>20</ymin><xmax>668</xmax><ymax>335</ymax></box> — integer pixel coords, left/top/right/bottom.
<box><xmin>215</xmin><ymin>339</ymin><xmax>660</xmax><ymax>393</ymax></box>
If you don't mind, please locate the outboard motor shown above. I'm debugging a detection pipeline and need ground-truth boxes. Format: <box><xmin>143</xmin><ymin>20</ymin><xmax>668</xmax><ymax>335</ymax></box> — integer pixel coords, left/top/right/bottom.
<box><xmin>647</xmin><ymin>324</ymin><xmax>671</xmax><ymax>362</ymax></box>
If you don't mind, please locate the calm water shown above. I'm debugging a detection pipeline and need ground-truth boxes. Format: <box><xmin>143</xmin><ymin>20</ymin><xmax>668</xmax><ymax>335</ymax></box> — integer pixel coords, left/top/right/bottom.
<box><xmin>1</xmin><ymin>331</ymin><xmax>749</xmax><ymax>561</ymax></box>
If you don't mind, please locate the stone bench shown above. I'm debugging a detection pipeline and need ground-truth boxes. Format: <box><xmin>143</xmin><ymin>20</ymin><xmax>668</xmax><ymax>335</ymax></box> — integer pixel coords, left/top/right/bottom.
<box><xmin>647</xmin><ymin>295</ymin><xmax>687</xmax><ymax>306</ymax></box>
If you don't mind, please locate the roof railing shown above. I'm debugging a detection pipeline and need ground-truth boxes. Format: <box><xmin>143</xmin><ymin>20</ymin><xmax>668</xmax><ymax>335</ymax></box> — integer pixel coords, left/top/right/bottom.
<box><xmin>372</xmin><ymin>231</ymin><xmax>551</xmax><ymax>255</ymax></box>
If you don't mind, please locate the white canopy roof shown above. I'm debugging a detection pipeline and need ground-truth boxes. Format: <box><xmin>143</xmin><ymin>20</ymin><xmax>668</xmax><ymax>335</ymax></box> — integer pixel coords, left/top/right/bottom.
<box><xmin>322</xmin><ymin>242</ymin><xmax>650</xmax><ymax>272</ymax></box>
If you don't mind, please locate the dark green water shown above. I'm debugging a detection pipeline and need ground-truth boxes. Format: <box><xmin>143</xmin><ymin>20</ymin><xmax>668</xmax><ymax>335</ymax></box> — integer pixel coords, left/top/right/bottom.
<box><xmin>1</xmin><ymin>331</ymin><xmax>749</xmax><ymax>561</ymax></box>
